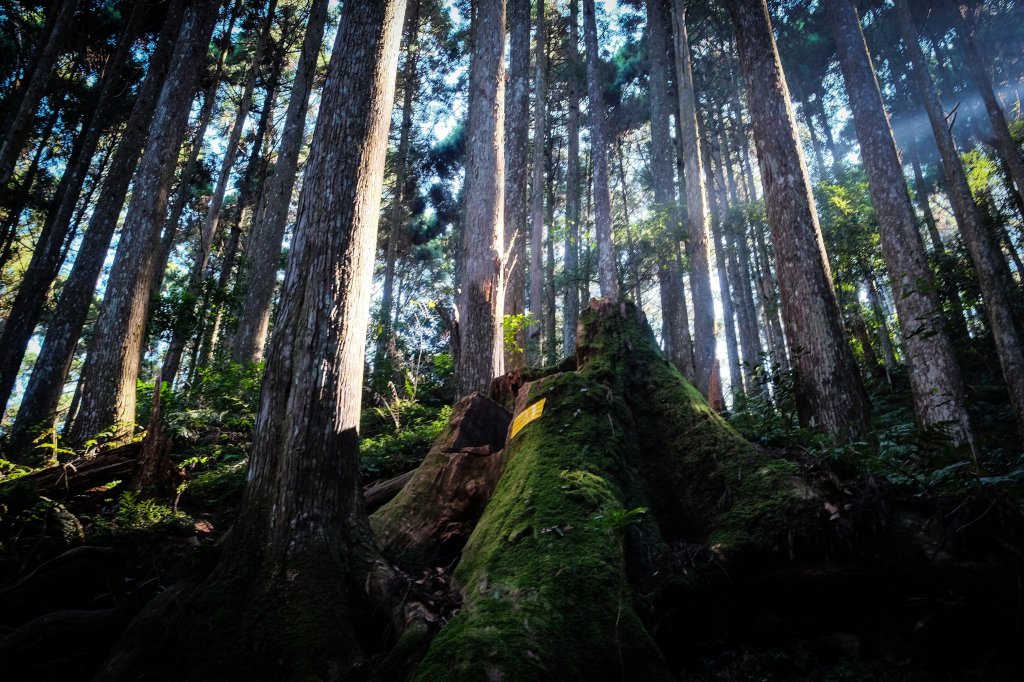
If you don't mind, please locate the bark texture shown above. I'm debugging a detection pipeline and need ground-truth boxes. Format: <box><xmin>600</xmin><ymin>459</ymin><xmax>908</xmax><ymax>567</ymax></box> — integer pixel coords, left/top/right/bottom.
<box><xmin>727</xmin><ymin>0</ymin><xmax>871</xmax><ymax>441</ymax></box>
<box><xmin>231</xmin><ymin>0</ymin><xmax>329</xmax><ymax>364</ymax></box>
<box><xmin>562</xmin><ymin>0</ymin><xmax>582</xmax><ymax>356</ymax></box>
<box><xmin>100</xmin><ymin>1</ymin><xmax>408</xmax><ymax>678</ymax></box>
<box><xmin>897</xmin><ymin>0</ymin><xmax>1024</xmax><ymax>441</ymax></box>
<box><xmin>67</xmin><ymin>1</ymin><xmax>220</xmax><ymax>445</ymax></box>
<box><xmin>504</xmin><ymin>0</ymin><xmax>529</xmax><ymax>369</ymax></box>
<box><xmin>827</xmin><ymin>0</ymin><xmax>972</xmax><ymax>445</ymax></box>
<box><xmin>582</xmin><ymin>0</ymin><xmax>620</xmax><ymax>301</ymax></box>
<box><xmin>456</xmin><ymin>0</ymin><xmax>506</xmax><ymax>397</ymax></box>
<box><xmin>7</xmin><ymin>1</ymin><xmax>185</xmax><ymax>460</ymax></box>
<box><xmin>528</xmin><ymin>0</ymin><xmax>548</xmax><ymax>362</ymax></box>
<box><xmin>670</xmin><ymin>0</ymin><xmax>716</xmax><ymax>397</ymax></box>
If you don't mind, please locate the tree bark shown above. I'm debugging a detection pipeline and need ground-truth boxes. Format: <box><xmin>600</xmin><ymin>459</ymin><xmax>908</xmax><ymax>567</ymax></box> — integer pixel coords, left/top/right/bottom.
<box><xmin>375</xmin><ymin>0</ymin><xmax>423</xmax><ymax>388</ymax></box>
<box><xmin>563</xmin><ymin>0</ymin><xmax>582</xmax><ymax>357</ymax></box>
<box><xmin>161</xmin><ymin>0</ymin><xmax>278</xmax><ymax>386</ymax></box>
<box><xmin>528</xmin><ymin>0</ymin><xmax>547</xmax><ymax>362</ymax></box>
<box><xmin>503</xmin><ymin>0</ymin><xmax>528</xmax><ymax>369</ymax></box>
<box><xmin>231</xmin><ymin>0</ymin><xmax>330</xmax><ymax>364</ymax></box>
<box><xmin>6</xmin><ymin>1</ymin><xmax>185</xmax><ymax>460</ymax></box>
<box><xmin>0</xmin><ymin>3</ymin><xmax>145</xmax><ymax>419</ymax></box>
<box><xmin>645</xmin><ymin>0</ymin><xmax>688</xmax><ymax>377</ymax></box>
<box><xmin>670</xmin><ymin>0</ymin><xmax>716</xmax><ymax>397</ymax></box>
<box><xmin>897</xmin><ymin>0</ymin><xmax>1024</xmax><ymax>442</ymax></box>
<box><xmin>727</xmin><ymin>0</ymin><xmax>871</xmax><ymax>441</ymax></box>
<box><xmin>67</xmin><ymin>2</ymin><xmax>220</xmax><ymax>445</ymax></box>
<box><xmin>99</xmin><ymin>2</ymin><xmax>409</xmax><ymax>678</ymax></box>
<box><xmin>827</xmin><ymin>0</ymin><xmax>972</xmax><ymax>445</ymax></box>
<box><xmin>456</xmin><ymin>0</ymin><xmax>506</xmax><ymax>396</ymax></box>
<box><xmin>582</xmin><ymin>0</ymin><xmax>620</xmax><ymax>301</ymax></box>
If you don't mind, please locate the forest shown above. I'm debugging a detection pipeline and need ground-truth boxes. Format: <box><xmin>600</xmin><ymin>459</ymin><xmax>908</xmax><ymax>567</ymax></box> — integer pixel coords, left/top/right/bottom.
<box><xmin>0</xmin><ymin>0</ymin><xmax>1022</xmax><ymax>679</ymax></box>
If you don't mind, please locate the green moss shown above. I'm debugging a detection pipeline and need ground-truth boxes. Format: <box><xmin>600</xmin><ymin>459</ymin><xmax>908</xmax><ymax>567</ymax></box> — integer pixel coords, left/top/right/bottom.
<box><xmin>414</xmin><ymin>373</ymin><xmax>670</xmax><ymax>681</ymax></box>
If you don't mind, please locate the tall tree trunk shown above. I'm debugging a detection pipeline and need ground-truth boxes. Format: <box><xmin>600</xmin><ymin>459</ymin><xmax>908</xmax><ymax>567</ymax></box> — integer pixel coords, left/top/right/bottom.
<box><xmin>5</xmin><ymin>1</ymin><xmax>185</xmax><ymax>459</ymax></box>
<box><xmin>200</xmin><ymin>44</ymin><xmax>287</xmax><ymax>367</ymax></box>
<box><xmin>670</xmin><ymin>0</ymin><xmax>716</xmax><ymax>397</ymax></box>
<box><xmin>544</xmin><ymin>129</ymin><xmax>558</xmax><ymax>364</ymax></box>
<box><xmin>67</xmin><ymin>2</ymin><xmax>220</xmax><ymax>445</ymax></box>
<box><xmin>148</xmin><ymin>2</ymin><xmax>240</xmax><ymax>306</ymax></box>
<box><xmin>645</xmin><ymin>0</ymin><xmax>687</xmax><ymax>375</ymax></box>
<box><xmin>827</xmin><ymin>0</ymin><xmax>972</xmax><ymax>445</ymax></box>
<box><xmin>528</xmin><ymin>0</ymin><xmax>547</xmax><ymax>362</ymax></box>
<box><xmin>103</xmin><ymin>3</ymin><xmax>410</xmax><ymax>677</ymax></box>
<box><xmin>231</xmin><ymin>0</ymin><xmax>330</xmax><ymax>364</ymax></box>
<box><xmin>897</xmin><ymin>0</ymin><xmax>1024</xmax><ymax>441</ymax></box>
<box><xmin>456</xmin><ymin>0</ymin><xmax>506</xmax><ymax>396</ymax></box>
<box><xmin>704</xmin><ymin>137</ymin><xmax>743</xmax><ymax>398</ymax></box>
<box><xmin>728</xmin><ymin>216</ymin><xmax>765</xmax><ymax>386</ymax></box>
<box><xmin>562</xmin><ymin>0</ymin><xmax>582</xmax><ymax>355</ymax></box>
<box><xmin>0</xmin><ymin>0</ymin><xmax>81</xmax><ymax>189</ymax></box>
<box><xmin>0</xmin><ymin>3</ymin><xmax>145</xmax><ymax>420</ymax></box>
<box><xmin>582</xmin><ymin>0</ymin><xmax>619</xmax><ymax>301</ymax></box>
<box><xmin>751</xmin><ymin>219</ymin><xmax>788</xmax><ymax>374</ymax></box>
<box><xmin>503</xmin><ymin>0</ymin><xmax>528</xmax><ymax>369</ymax></box>
<box><xmin>727</xmin><ymin>0</ymin><xmax>871</xmax><ymax>441</ymax></box>
<box><xmin>161</xmin><ymin>0</ymin><xmax>278</xmax><ymax>386</ymax></box>
<box><xmin>0</xmin><ymin>107</ymin><xmax>57</xmax><ymax>276</ymax></box>
<box><xmin>946</xmin><ymin>0</ymin><xmax>1024</xmax><ymax>215</ymax></box>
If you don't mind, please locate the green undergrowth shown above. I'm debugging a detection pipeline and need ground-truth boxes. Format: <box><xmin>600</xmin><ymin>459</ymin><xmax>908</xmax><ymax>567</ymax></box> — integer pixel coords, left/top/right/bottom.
<box><xmin>360</xmin><ymin>400</ymin><xmax>451</xmax><ymax>481</ymax></box>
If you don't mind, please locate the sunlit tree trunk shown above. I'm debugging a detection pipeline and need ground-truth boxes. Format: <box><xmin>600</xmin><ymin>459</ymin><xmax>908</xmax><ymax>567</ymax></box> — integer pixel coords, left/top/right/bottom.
<box><xmin>231</xmin><ymin>0</ymin><xmax>330</xmax><ymax>364</ymax></box>
<box><xmin>670</xmin><ymin>0</ymin><xmax>716</xmax><ymax>397</ymax></box>
<box><xmin>897</xmin><ymin>0</ymin><xmax>1024</xmax><ymax>442</ymax></box>
<box><xmin>457</xmin><ymin>0</ymin><xmax>506</xmax><ymax>396</ymax></box>
<box><xmin>6</xmin><ymin>1</ymin><xmax>185</xmax><ymax>459</ymax></box>
<box><xmin>827</xmin><ymin>0</ymin><xmax>972</xmax><ymax>445</ymax></box>
<box><xmin>727</xmin><ymin>0</ymin><xmax>871</xmax><ymax>441</ymax></box>
<box><xmin>67</xmin><ymin>2</ymin><xmax>220</xmax><ymax>444</ymax></box>
<box><xmin>504</xmin><ymin>0</ymin><xmax>529</xmax><ymax>369</ymax></box>
<box><xmin>582</xmin><ymin>0</ymin><xmax>619</xmax><ymax>301</ymax></box>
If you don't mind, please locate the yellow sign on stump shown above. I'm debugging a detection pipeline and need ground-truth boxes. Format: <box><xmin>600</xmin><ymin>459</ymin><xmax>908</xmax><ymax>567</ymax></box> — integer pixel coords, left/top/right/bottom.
<box><xmin>510</xmin><ymin>398</ymin><xmax>546</xmax><ymax>440</ymax></box>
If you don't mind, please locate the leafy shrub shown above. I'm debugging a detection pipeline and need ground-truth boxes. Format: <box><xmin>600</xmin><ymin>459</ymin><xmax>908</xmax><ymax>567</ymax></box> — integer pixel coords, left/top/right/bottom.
<box><xmin>360</xmin><ymin>401</ymin><xmax>451</xmax><ymax>480</ymax></box>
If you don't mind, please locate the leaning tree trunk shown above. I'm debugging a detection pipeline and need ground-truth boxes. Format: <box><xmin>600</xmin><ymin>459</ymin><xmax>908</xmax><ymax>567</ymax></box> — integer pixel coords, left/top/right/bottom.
<box><xmin>726</xmin><ymin>0</ymin><xmax>871</xmax><ymax>442</ymax></box>
<box><xmin>0</xmin><ymin>2</ymin><xmax>144</xmax><ymax>420</ymax></box>
<box><xmin>670</xmin><ymin>0</ymin><xmax>717</xmax><ymax>398</ymax></box>
<box><xmin>896</xmin><ymin>0</ymin><xmax>1024</xmax><ymax>442</ymax></box>
<box><xmin>946</xmin><ymin>0</ymin><xmax>1024</xmax><ymax>215</ymax></box>
<box><xmin>67</xmin><ymin>2</ymin><xmax>220</xmax><ymax>445</ymax></box>
<box><xmin>231</xmin><ymin>0</ymin><xmax>330</xmax><ymax>364</ymax></box>
<box><xmin>160</xmin><ymin>0</ymin><xmax>278</xmax><ymax>387</ymax></box>
<box><xmin>0</xmin><ymin>0</ymin><xmax>81</xmax><ymax>189</ymax></box>
<box><xmin>456</xmin><ymin>0</ymin><xmax>506</xmax><ymax>397</ymax></box>
<box><xmin>6</xmin><ymin>1</ymin><xmax>185</xmax><ymax>461</ymax></box>
<box><xmin>99</xmin><ymin>2</ymin><xmax>407</xmax><ymax>679</ymax></box>
<box><xmin>826</xmin><ymin>0</ymin><xmax>973</xmax><ymax>446</ymax></box>
<box><xmin>582</xmin><ymin>0</ymin><xmax>620</xmax><ymax>301</ymax></box>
